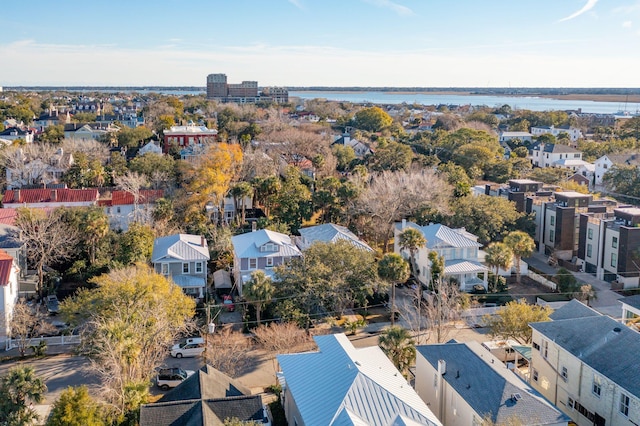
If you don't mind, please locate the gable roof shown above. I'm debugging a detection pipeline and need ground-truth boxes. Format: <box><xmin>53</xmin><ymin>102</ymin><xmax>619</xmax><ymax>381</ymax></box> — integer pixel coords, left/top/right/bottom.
<box><xmin>298</xmin><ymin>223</ymin><xmax>373</xmax><ymax>252</ymax></box>
<box><xmin>278</xmin><ymin>333</ymin><xmax>441</xmax><ymax>426</ymax></box>
<box><xmin>549</xmin><ymin>299</ymin><xmax>601</xmax><ymax>320</ymax></box>
<box><xmin>0</xmin><ymin>249</ymin><xmax>14</xmax><ymax>286</ymax></box>
<box><xmin>140</xmin><ymin>365</ymin><xmax>264</xmax><ymax>426</ymax></box>
<box><xmin>151</xmin><ymin>234</ymin><xmax>210</xmax><ymax>262</ymax></box>
<box><xmin>398</xmin><ymin>222</ymin><xmax>482</xmax><ymax>249</ymax></box>
<box><xmin>417</xmin><ymin>342</ymin><xmax>568</xmax><ymax>425</ymax></box>
<box><xmin>537</xmin><ymin>143</ymin><xmax>580</xmax><ymax>154</ymax></box>
<box><xmin>231</xmin><ymin>229</ymin><xmax>302</xmax><ymax>259</ymax></box>
<box><xmin>604</xmin><ymin>153</ymin><xmax>640</xmax><ymax>166</ymax></box>
<box><xmin>530</xmin><ymin>315</ymin><xmax>640</xmax><ymax>398</ymax></box>
<box><xmin>3</xmin><ymin>188</ymin><xmax>99</xmax><ymax>204</ymax></box>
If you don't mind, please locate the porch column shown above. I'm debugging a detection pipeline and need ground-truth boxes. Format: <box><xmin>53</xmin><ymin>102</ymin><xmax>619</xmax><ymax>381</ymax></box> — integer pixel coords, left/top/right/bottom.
<box><xmin>483</xmin><ymin>271</ymin><xmax>488</xmax><ymax>290</ymax></box>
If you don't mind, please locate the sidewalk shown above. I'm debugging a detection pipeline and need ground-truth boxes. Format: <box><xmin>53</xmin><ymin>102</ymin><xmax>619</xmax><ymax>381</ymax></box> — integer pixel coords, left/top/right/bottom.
<box><xmin>525</xmin><ymin>252</ymin><xmax>623</xmax><ymax>318</ymax></box>
<box><xmin>2</xmin><ymin>344</ymin><xmax>78</xmax><ymax>360</ymax></box>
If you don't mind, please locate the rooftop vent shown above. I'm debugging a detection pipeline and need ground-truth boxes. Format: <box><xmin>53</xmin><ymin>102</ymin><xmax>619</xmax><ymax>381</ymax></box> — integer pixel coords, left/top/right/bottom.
<box><xmin>511</xmin><ymin>393</ymin><xmax>522</xmax><ymax>402</ymax></box>
<box><xmin>613</xmin><ymin>327</ymin><xmax>621</xmax><ymax>333</ymax></box>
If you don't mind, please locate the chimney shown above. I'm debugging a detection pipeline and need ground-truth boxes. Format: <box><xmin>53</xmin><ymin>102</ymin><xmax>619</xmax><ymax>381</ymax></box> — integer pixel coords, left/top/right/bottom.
<box><xmin>15</xmin><ymin>189</ymin><xmax>20</xmax><ymax>203</ymax></box>
<box><xmin>200</xmin><ymin>236</ymin><xmax>205</xmax><ymax>247</ymax></box>
<box><xmin>437</xmin><ymin>359</ymin><xmax>447</xmax><ymax>376</ymax></box>
<box><xmin>251</xmin><ymin>221</ymin><xmax>257</xmax><ymax>232</ymax></box>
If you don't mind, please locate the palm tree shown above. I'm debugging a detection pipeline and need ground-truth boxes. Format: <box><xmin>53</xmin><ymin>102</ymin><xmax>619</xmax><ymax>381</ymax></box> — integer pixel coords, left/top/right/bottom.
<box><xmin>84</xmin><ymin>208</ymin><xmax>110</xmax><ymax>264</ymax></box>
<box><xmin>378</xmin><ymin>326</ymin><xmax>416</xmax><ymax>378</ymax></box>
<box><xmin>504</xmin><ymin>231</ymin><xmax>535</xmax><ymax>285</ymax></box>
<box><xmin>0</xmin><ymin>366</ymin><xmax>46</xmax><ymax>425</ymax></box>
<box><xmin>484</xmin><ymin>242</ymin><xmax>513</xmax><ymax>292</ymax></box>
<box><xmin>230</xmin><ymin>182</ymin><xmax>254</xmax><ymax>225</ymax></box>
<box><xmin>378</xmin><ymin>253</ymin><xmax>410</xmax><ymax>326</ymax></box>
<box><xmin>243</xmin><ymin>271</ymin><xmax>275</xmax><ymax>326</ymax></box>
<box><xmin>398</xmin><ymin>228</ymin><xmax>426</xmax><ymax>278</ymax></box>
<box><xmin>398</xmin><ymin>227</ymin><xmax>427</xmax><ymax>332</ymax></box>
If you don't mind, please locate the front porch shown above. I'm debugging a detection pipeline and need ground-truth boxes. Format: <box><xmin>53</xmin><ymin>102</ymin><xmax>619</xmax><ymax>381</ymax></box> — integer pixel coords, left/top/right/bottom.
<box><xmin>444</xmin><ymin>260</ymin><xmax>488</xmax><ymax>292</ymax></box>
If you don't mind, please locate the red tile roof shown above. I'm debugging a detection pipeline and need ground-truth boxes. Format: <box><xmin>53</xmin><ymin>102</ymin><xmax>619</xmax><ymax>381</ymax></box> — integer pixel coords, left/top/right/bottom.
<box><xmin>0</xmin><ymin>209</ymin><xmax>18</xmax><ymax>226</ymax></box>
<box><xmin>100</xmin><ymin>190</ymin><xmax>164</xmax><ymax>207</ymax></box>
<box><xmin>0</xmin><ymin>249</ymin><xmax>13</xmax><ymax>286</ymax></box>
<box><xmin>3</xmin><ymin>188</ymin><xmax>99</xmax><ymax>204</ymax></box>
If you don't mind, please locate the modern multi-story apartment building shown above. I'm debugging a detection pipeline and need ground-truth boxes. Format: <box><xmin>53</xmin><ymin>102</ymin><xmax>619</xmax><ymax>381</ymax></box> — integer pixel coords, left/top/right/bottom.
<box><xmin>206</xmin><ymin>73</ymin><xmax>288</xmax><ymax>104</ymax></box>
<box><xmin>530</xmin><ymin>302</ymin><xmax>640</xmax><ymax>426</ymax></box>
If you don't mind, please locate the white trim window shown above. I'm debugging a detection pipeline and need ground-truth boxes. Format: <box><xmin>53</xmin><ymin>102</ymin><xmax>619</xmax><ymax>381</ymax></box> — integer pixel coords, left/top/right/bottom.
<box><xmin>592</xmin><ymin>376</ymin><xmax>601</xmax><ymax>397</ymax></box>
<box><xmin>182</xmin><ymin>262</ymin><xmax>190</xmax><ymax>274</ymax></box>
<box><xmin>195</xmin><ymin>262</ymin><xmax>203</xmax><ymax>273</ymax></box>
<box><xmin>161</xmin><ymin>263</ymin><xmax>169</xmax><ymax>276</ymax></box>
<box><xmin>249</xmin><ymin>258</ymin><xmax>257</xmax><ymax>269</ymax></box>
<box><xmin>266</xmin><ymin>257</ymin><xmax>274</xmax><ymax>268</ymax></box>
<box><xmin>620</xmin><ymin>393</ymin><xmax>630</xmax><ymax>417</ymax></box>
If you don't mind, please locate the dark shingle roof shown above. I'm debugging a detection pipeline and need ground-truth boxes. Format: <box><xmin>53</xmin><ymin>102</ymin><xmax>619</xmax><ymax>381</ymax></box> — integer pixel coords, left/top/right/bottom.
<box><xmin>549</xmin><ymin>299</ymin><xmax>601</xmax><ymax>320</ymax></box>
<box><xmin>542</xmin><ymin>143</ymin><xmax>579</xmax><ymax>154</ymax></box>
<box><xmin>139</xmin><ymin>365</ymin><xmax>264</xmax><ymax>426</ymax></box>
<box><xmin>531</xmin><ymin>316</ymin><xmax>640</xmax><ymax>398</ymax></box>
<box><xmin>417</xmin><ymin>342</ymin><xmax>568</xmax><ymax>425</ymax></box>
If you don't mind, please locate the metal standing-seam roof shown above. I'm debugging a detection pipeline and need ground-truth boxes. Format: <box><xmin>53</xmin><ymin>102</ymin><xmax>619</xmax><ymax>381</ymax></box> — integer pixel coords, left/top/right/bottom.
<box><xmin>151</xmin><ymin>234</ymin><xmax>210</xmax><ymax>263</ymax></box>
<box><xmin>277</xmin><ymin>333</ymin><xmax>441</xmax><ymax>426</ymax></box>
<box><xmin>444</xmin><ymin>259</ymin><xmax>488</xmax><ymax>274</ymax></box>
<box><xmin>298</xmin><ymin>223</ymin><xmax>373</xmax><ymax>252</ymax></box>
<box><xmin>0</xmin><ymin>249</ymin><xmax>14</xmax><ymax>286</ymax></box>
<box><xmin>417</xmin><ymin>341</ymin><xmax>569</xmax><ymax>425</ymax></box>
<box><xmin>530</xmin><ymin>315</ymin><xmax>640</xmax><ymax>399</ymax></box>
<box><xmin>3</xmin><ymin>188</ymin><xmax>99</xmax><ymax>204</ymax></box>
<box><xmin>398</xmin><ymin>222</ymin><xmax>482</xmax><ymax>250</ymax></box>
<box><xmin>231</xmin><ymin>229</ymin><xmax>302</xmax><ymax>259</ymax></box>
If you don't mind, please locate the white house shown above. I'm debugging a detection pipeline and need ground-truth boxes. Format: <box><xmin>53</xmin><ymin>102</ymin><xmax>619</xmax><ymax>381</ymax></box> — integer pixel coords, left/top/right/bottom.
<box><xmin>529</xmin><ymin>143</ymin><xmax>583</xmax><ymax>169</ymax></box>
<box><xmin>0</xmin><ymin>127</ymin><xmax>34</xmax><ymax>144</ymax></box>
<box><xmin>530</xmin><ymin>303</ymin><xmax>640</xmax><ymax>426</ymax></box>
<box><xmin>499</xmin><ymin>131</ymin><xmax>533</xmax><ymax>143</ymax></box>
<box><xmin>137</xmin><ymin>141</ymin><xmax>163</xmax><ymax>156</ymax></box>
<box><xmin>151</xmin><ymin>234</ymin><xmax>210</xmax><ymax>299</ymax></box>
<box><xmin>395</xmin><ymin>220</ymin><xmax>488</xmax><ymax>291</ymax></box>
<box><xmin>415</xmin><ymin>340</ymin><xmax>569</xmax><ymax>426</ymax></box>
<box><xmin>594</xmin><ymin>153</ymin><xmax>640</xmax><ymax>185</ymax></box>
<box><xmin>332</xmin><ymin>134</ymin><xmax>373</xmax><ymax>158</ymax></box>
<box><xmin>102</xmin><ymin>189</ymin><xmax>164</xmax><ymax>231</ymax></box>
<box><xmin>531</xmin><ymin>125</ymin><xmax>583</xmax><ymax>142</ymax></box>
<box><xmin>278</xmin><ymin>333</ymin><xmax>442</xmax><ymax>426</ymax></box>
<box><xmin>0</xmin><ymin>249</ymin><xmax>20</xmax><ymax>347</ymax></box>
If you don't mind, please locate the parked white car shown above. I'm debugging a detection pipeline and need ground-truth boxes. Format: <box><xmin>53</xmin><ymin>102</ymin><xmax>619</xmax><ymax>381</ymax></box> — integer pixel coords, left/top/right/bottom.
<box><xmin>156</xmin><ymin>367</ymin><xmax>195</xmax><ymax>390</ymax></box>
<box><xmin>170</xmin><ymin>341</ymin><xmax>205</xmax><ymax>358</ymax></box>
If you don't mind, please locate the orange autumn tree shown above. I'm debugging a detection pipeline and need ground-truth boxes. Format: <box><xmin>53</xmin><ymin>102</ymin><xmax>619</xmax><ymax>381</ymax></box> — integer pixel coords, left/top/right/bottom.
<box><xmin>187</xmin><ymin>143</ymin><xmax>243</xmax><ymax>224</ymax></box>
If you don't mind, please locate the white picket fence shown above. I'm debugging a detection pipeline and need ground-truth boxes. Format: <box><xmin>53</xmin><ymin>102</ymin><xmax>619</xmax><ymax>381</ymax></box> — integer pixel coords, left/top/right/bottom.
<box><xmin>5</xmin><ymin>335</ymin><xmax>81</xmax><ymax>351</ymax></box>
<box><xmin>528</xmin><ymin>270</ymin><xmax>557</xmax><ymax>291</ymax></box>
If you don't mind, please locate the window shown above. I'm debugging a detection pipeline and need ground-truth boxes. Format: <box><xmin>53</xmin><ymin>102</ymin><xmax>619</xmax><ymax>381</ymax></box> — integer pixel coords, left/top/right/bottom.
<box><xmin>549</xmin><ymin>230</ymin><xmax>555</xmax><ymax>243</ymax></box>
<box><xmin>195</xmin><ymin>262</ymin><xmax>203</xmax><ymax>273</ymax></box>
<box><xmin>266</xmin><ymin>257</ymin><xmax>274</xmax><ymax>267</ymax></box>
<box><xmin>116</xmin><ymin>207</ymin><xmax>121</xmax><ymax>214</ymax></box>
<box><xmin>611</xmin><ymin>253</ymin><xmax>617</xmax><ymax>268</ymax></box>
<box><xmin>161</xmin><ymin>263</ymin><xmax>169</xmax><ymax>276</ymax></box>
<box><xmin>620</xmin><ymin>393</ymin><xmax>630</xmax><ymax>417</ymax></box>
<box><xmin>532</xmin><ymin>369</ymin><xmax>539</xmax><ymax>382</ymax></box>
<box><xmin>592</xmin><ymin>377</ymin><xmax>601</xmax><ymax>397</ymax></box>
<box><xmin>542</xmin><ymin>340</ymin><xmax>548</xmax><ymax>359</ymax></box>
<box><xmin>533</xmin><ymin>342</ymin><xmax>540</xmax><ymax>351</ymax></box>
<box><xmin>567</xmin><ymin>397</ymin><xmax>574</xmax><ymax>410</ymax></box>
<box><xmin>561</xmin><ymin>366</ymin><xmax>568</xmax><ymax>381</ymax></box>
<box><xmin>574</xmin><ymin>153</ymin><xmax>580</xmax><ymax>158</ymax></box>
<box><xmin>550</xmin><ymin>216</ymin><xmax>555</xmax><ymax>226</ymax></box>
<box><xmin>588</xmin><ymin>228</ymin><xmax>593</xmax><ymax>240</ymax></box>
<box><xmin>587</xmin><ymin>244</ymin><xmax>593</xmax><ymax>257</ymax></box>
<box><xmin>612</xmin><ymin>236</ymin><xmax>618</xmax><ymax>248</ymax></box>
<box><xmin>182</xmin><ymin>263</ymin><xmax>189</xmax><ymax>274</ymax></box>
<box><xmin>249</xmin><ymin>258</ymin><xmax>257</xmax><ymax>269</ymax></box>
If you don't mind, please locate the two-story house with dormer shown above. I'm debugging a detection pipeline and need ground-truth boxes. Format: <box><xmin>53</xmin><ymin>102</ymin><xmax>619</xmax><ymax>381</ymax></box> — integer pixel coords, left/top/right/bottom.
<box><xmin>394</xmin><ymin>220</ymin><xmax>488</xmax><ymax>291</ymax></box>
<box><xmin>231</xmin><ymin>229</ymin><xmax>302</xmax><ymax>296</ymax></box>
<box><xmin>151</xmin><ymin>234</ymin><xmax>210</xmax><ymax>299</ymax></box>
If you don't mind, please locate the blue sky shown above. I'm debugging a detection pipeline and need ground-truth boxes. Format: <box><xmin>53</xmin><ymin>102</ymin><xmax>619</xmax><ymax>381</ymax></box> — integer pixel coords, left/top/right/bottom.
<box><xmin>2</xmin><ymin>0</ymin><xmax>640</xmax><ymax>87</ymax></box>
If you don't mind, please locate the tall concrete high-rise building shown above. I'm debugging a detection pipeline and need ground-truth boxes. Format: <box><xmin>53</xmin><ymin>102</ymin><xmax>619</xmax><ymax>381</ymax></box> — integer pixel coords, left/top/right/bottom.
<box><xmin>206</xmin><ymin>74</ymin><xmax>228</xmax><ymax>98</ymax></box>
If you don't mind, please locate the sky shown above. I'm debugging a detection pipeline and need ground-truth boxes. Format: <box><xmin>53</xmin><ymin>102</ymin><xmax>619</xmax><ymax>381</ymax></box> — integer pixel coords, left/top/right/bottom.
<box><xmin>2</xmin><ymin>0</ymin><xmax>640</xmax><ymax>87</ymax></box>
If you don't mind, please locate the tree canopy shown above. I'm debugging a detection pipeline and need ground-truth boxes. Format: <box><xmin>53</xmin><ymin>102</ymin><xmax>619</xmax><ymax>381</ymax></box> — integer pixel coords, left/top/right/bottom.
<box><xmin>353</xmin><ymin>107</ymin><xmax>393</xmax><ymax>132</ymax></box>
<box><xmin>484</xmin><ymin>299</ymin><xmax>551</xmax><ymax>344</ymax></box>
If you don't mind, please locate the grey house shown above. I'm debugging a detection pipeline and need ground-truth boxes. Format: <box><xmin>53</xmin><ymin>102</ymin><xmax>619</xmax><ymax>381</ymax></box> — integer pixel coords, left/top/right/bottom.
<box><xmin>151</xmin><ymin>234</ymin><xmax>210</xmax><ymax>299</ymax></box>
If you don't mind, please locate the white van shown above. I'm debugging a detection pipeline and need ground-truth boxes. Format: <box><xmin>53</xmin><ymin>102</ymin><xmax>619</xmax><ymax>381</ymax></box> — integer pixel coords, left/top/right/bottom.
<box><xmin>170</xmin><ymin>341</ymin><xmax>205</xmax><ymax>358</ymax></box>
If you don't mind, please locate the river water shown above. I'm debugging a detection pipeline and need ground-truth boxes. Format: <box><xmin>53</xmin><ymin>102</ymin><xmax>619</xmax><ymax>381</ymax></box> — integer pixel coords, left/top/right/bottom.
<box><xmin>288</xmin><ymin>91</ymin><xmax>640</xmax><ymax>115</ymax></box>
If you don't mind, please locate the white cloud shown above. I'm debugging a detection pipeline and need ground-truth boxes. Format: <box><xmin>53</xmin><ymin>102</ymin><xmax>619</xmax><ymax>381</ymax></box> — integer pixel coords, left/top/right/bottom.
<box><xmin>558</xmin><ymin>0</ymin><xmax>599</xmax><ymax>22</ymax></box>
<box><xmin>362</xmin><ymin>0</ymin><xmax>414</xmax><ymax>17</ymax></box>
<box><xmin>623</xmin><ymin>20</ymin><xmax>633</xmax><ymax>27</ymax></box>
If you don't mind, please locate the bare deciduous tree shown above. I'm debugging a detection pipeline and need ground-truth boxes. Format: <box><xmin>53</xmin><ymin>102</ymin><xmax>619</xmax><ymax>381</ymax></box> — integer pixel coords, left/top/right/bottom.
<box><xmin>0</xmin><ymin>144</ymin><xmax>61</xmax><ymax>188</ymax></box>
<box><xmin>15</xmin><ymin>208</ymin><xmax>79</xmax><ymax>297</ymax></box>
<box><xmin>253</xmin><ymin>322</ymin><xmax>313</xmax><ymax>380</ymax></box>
<box><xmin>114</xmin><ymin>171</ymin><xmax>149</xmax><ymax>221</ymax></box>
<box><xmin>9</xmin><ymin>300</ymin><xmax>56</xmax><ymax>357</ymax></box>
<box><xmin>62</xmin><ymin>138</ymin><xmax>110</xmax><ymax>164</ymax></box>
<box><xmin>352</xmin><ymin>169</ymin><xmax>451</xmax><ymax>250</ymax></box>
<box><xmin>205</xmin><ymin>327</ymin><xmax>253</xmax><ymax>378</ymax></box>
